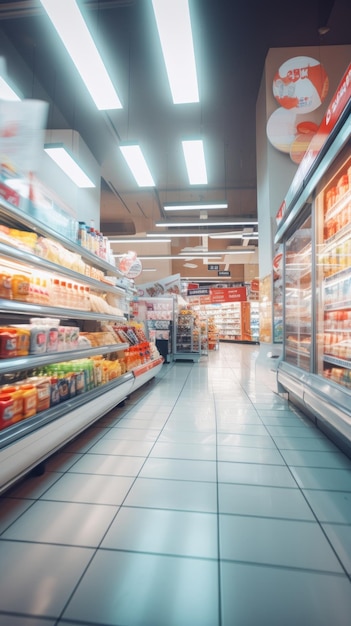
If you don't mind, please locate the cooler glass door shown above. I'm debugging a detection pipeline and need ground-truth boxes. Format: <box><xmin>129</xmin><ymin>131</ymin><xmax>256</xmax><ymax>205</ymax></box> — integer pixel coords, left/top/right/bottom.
<box><xmin>316</xmin><ymin>146</ymin><xmax>351</xmax><ymax>389</ymax></box>
<box><xmin>284</xmin><ymin>212</ymin><xmax>312</xmax><ymax>371</ymax></box>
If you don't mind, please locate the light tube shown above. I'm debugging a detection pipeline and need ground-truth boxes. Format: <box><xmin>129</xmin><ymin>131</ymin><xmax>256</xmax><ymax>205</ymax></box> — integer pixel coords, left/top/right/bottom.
<box><xmin>40</xmin><ymin>0</ymin><xmax>122</xmax><ymax>110</ymax></box>
<box><xmin>120</xmin><ymin>144</ymin><xmax>155</xmax><ymax>187</ymax></box>
<box><xmin>109</xmin><ymin>238</ymin><xmax>171</xmax><ymax>243</ymax></box>
<box><xmin>155</xmin><ymin>220</ymin><xmax>258</xmax><ymax>227</ymax></box>
<box><xmin>182</xmin><ymin>140</ymin><xmax>207</xmax><ymax>185</ymax></box>
<box><xmin>151</xmin><ymin>0</ymin><xmax>199</xmax><ymax>104</ymax></box>
<box><xmin>164</xmin><ymin>202</ymin><xmax>228</xmax><ymax>211</ymax></box>
<box><xmin>0</xmin><ymin>77</ymin><xmax>21</xmax><ymax>101</ymax></box>
<box><xmin>44</xmin><ymin>145</ymin><xmax>95</xmax><ymax>187</ymax></box>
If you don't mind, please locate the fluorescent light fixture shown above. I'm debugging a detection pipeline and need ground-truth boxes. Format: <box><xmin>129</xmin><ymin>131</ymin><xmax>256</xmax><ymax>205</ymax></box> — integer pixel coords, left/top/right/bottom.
<box><xmin>109</xmin><ymin>238</ymin><xmax>171</xmax><ymax>243</ymax></box>
<box><xmin>115</xmin><ymin>253</ymin><xmax>223</xmax><ymax>260</ymax></box>
<box><xmin>151</xmin><ymin>0</ymin><xmax>199</xmax><ymax>104</ymax></box>
<box><xmin>164</xmin><ymin>202</ymin><xmax>228</xmax><ymax>211</ymax></box>
<box><xmin>119</xmin><ymin>144</ymin><xmax>155</xmax><ymax>187</ymax></box>
<box><xmin>182</xmin><ymin>140</ymin><xmax>207</xmax><ymax>185</ymax></box>
<box><xmin>179</xmin><ymin>249</ymin><xmax>255</xmax><ymax>255</ymax></box>
<box><xmin>40</xmin><ymin>0</ymin><xmax>122</xmax><ymax>110</ymax></box>
<box><xmin>44</xmin><ymin>144</ymin><xmax>95</xmax><ymax>187</ymax></box>
<box><xmin>155</xmin><ymin>220</ymin><xmax>258</xmax><ymax>227</ymax></box>
<box><xmin>142</xmin><ymin>268</ymin><xmax>157</xmax><ymax>272</ymax></box>
<box><xmin>0</xmin><ymin>77</ymin><xmax>21</xmax><ymax>101</ymax></box>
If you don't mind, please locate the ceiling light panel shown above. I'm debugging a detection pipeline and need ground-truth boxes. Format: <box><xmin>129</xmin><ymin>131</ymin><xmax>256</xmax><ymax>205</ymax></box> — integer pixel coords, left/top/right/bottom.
<box><xmin>182</xmin><ymin>140</ymin><xmax>208</xmax><ymax>185</ymax></box>
<box><xmin>151</xmin><ymin>0</ymin><xmax>199</xmax><ymax>104</ymax></box>
<box><xmin>119</xmin><ymin>144</ymin><xmax>155</xmax><ymax>187</ymax></box>
<box><xmin>40</xmin><ymin>0</ymin><xmax>122</xmax><ymax>110</ymax></box>
<box><xmin>164</xmin><ymin>202</ymin><xmax>228</xmax><ymax>211</ymax></box>
<box><xmin>44</xmin><ymin>145</ymin><xmax>95</xmax><ymax>188</ymax></box>
<box><xmin>155</xmin><ymin>220</ymin><xmax>258</xmax><ymax>227</ymax></box>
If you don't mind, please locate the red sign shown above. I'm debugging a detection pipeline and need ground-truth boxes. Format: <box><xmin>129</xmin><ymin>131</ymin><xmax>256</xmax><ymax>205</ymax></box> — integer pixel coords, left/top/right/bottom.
<box><xmin>278</xmin><ymin>62</ymin><xmax>351</xmax><ymax>219</ymax></box>
<box><xmin>210</xmin><ymin>287</ymin><xmax>247</xmax><ymax>303</ymax></box>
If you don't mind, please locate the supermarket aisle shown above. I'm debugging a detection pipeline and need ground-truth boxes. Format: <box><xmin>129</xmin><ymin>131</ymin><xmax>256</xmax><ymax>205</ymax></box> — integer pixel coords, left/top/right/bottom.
<box><xmin>0</xmin><ymin>342</ymin><xmax>351</xmax><ymax>626</ymax></box>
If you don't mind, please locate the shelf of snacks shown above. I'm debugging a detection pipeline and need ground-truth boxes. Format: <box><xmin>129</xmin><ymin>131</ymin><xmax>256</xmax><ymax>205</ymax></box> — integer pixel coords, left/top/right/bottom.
<box><xmin>0</xmin><ymin>198</ymin><xmax>164</xmax><ymax>494</ymax></box>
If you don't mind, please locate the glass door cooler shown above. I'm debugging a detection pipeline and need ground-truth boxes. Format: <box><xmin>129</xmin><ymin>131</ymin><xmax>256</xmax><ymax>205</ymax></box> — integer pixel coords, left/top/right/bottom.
<box><xmin>275</xmin><ymin>63</ymin><xmax>351</xmax><ymax>452</ymax></box>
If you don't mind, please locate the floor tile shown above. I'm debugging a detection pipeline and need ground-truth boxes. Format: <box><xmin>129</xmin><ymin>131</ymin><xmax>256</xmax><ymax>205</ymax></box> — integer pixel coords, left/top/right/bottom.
<box><xmin>265</xmin><ymin>425</ymin><xmax>324</xmax><ymax>438</ymax></box>
<box><xmin>101</xmin><ymin>506</ymin><xmax>218</xmax><ymax>558</ymax></box>
<box><xmin>100</xmin><ymin>427</ymin><xmax>160</xmax><ymax>441</ymax></box>
<box><xmin>303</xmin><ymin>490</ymin><xmax>351</xmax><ymax>524</ymax></box>
<box><xmin>0</xmin><ymin>541</ymin><xmax>93</xmax><ymax>618</ymax></box>
<box><xmin>216</xmin><ymin>433</ymin><xmax>276</xmax><ymax>449</ymax></box>
<box><xmin>220</xmin><ymin>561</ymin><xmax>351</xmax><ymax>626</ymax></box>
<box><xmin>218</xmin><ymin>483</ymin><xmax>315</xmax><ymax>520</ymax></box>
<box><xmin>272</xmin><ymin>436</ymin><xmax>339</xmax><ymax>452</ymax></box>
<box><xmin>68</xmin><ymin>453</ymin><xmax>145</xmax><ymax>477</ymax></box>
<box><xmin>0</xmin><ymin>498</ymin><xmax>34</xmax><ymax>534</ymax></box>
<box><xmin>290</xmin><ymin>466</ymin><xmax>351</xmax><ymax>491</ymax></box>
<box><xmin>139</xmin><ymin>457</ymin><xmax>217</xmax><ymax>482</ymax></box>
<box><xmin>43</xmin><ymin>452</ymin><xmax>83</xmax><ymax>473</ymax></box>
<box><xmin>1</xmin><ymin>500</ymin><xmax>117</xmax><ymax>547</ymax></box>
<box><xmin>113</xmin><ymin>417</ymin><xmax>168</xmax><ymax>429</ymax></box>
<box><xmin>40</xmin><ymin>473</ymin><xmax>135</xmax><ymax>506</ymax></box>
<box><xmin>87</xmin><ymin>438</ymin><xmax>155</xmax><ymax>457</ymax></box>
<box><xmin>216</xmin><ymin>445</ymin><xmax>285</xmax><ymax>465</ymax></box>
<box><xmin>321</xmin><ymin>523</ymin><xmax>351</xmax><ymax>574</ymax></box>
<box><xmin>219</xmin><ymin>514</ymin><xmax>343</xmax><ymax>572</ymax></box>
<box><xmin>4</xmin><ymin>472</ymin><xmax>62</xmax><ymax>500</ymax></box>
<box><xmin>217</xmin><ymin>424</ymin><xmax>269</xmax><ymax>436</ymax></box>
<box><xmin>63</xmin><ymin>549</ymin><xmax>219</xmax><ymax>626</ymax></box>
<box><xmin>0</xmin><ymin>617</ymin><xmax>55</xmax><ymax>626</ymax></box>
<box><xmin>217</xmin><ymin>461</ymin><xmax>297</xmax><ymax>488</ymax></box>
<box><xmin>150</xmin><ymin>441</ymin><xmax>217</xmax><ymax>461</ymax></box>
<box><xmin>124</xmin><ymin>477</ymin><xmax>218</xmax><ymax>513</ymax></box>
<box><xmin>158</xmin><ymin>430</ymin><xmax>217</xmax><ymax>444</ymax></box>
<box><xmin>280</xmin><ymin>449</ymin><xmax>351</xmax><ymax>469</ymax></box>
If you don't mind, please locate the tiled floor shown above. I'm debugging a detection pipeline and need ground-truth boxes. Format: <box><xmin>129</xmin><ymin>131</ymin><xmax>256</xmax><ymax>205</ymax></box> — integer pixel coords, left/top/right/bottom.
<box><xmin>1</xmin><ymin>342</ymin><xmax>351</xmax><ymax>626</ymax></box>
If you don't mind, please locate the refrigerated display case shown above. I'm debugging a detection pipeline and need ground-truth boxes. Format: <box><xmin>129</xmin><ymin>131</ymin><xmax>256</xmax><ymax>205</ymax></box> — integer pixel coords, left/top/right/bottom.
<box><xmin>275</xmin><ymin>63</ymin><xmax>351</xmax><ymax>452</ymax></box>
<box><xmin>0</xmin><ymin>198</ymin><xmax>163</xmax><ymax>494</ymax></box>
<box><xmin>316</xmin><ymin>152</ymin><xmax>351</xmax><ymax>389</ymax></box>
<box><xmin>284</xmin><ymin>211</ymin><xmax>312</xmax><ymax>371</ymax></box>
<box><xmin>174</xmin><ymin>311</ymin><xmax>201</xmax><ymax>361</ymax></box>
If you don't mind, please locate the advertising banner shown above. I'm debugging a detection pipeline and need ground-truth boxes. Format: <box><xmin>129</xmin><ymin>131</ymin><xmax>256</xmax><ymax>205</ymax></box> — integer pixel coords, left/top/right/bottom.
<box><xmin>137</xmin><ymin>273</ymin><xmax>181</xmax><ymax>297</ymax></box>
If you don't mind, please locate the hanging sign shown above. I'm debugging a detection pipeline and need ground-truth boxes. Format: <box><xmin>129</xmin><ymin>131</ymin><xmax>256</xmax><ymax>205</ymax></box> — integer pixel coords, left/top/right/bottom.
<box><xmin>119</xmin><ymin>250</ymin><xmax>142</xmax><ymax>279</ymax></box>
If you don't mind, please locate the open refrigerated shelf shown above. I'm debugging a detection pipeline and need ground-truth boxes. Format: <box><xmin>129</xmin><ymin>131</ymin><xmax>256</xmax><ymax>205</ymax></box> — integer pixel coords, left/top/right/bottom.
<box><xmin>0</xmin><ymin>197</ymin><xmax>164</xmax><ymax>493</ymax></box>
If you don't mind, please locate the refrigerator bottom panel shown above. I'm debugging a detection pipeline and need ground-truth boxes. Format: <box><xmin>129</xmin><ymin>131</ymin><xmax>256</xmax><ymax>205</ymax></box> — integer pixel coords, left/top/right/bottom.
<box><xmin>0</xmin><ymin>378</ymin><xmax>134</xmax><ymax>495</ymax></box>
<box><xmin>277</xmin><ymin>363</ymin><xmax>351</xmax><ymax>455</ymax></box>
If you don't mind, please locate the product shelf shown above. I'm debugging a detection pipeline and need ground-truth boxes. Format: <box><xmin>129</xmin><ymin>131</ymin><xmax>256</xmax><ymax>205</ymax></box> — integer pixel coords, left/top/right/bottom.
<box><xmin>0</xmin><ymin>298</ymin><xmax>125</xmax><ymax>322</ymax></box>
<box><xmin>0</xmin><ymin>198</ymin><xmax>162</xmax><ymax>493</ymax></box>
<box><xmin>0</xmin><ymin>343</ymin><xmax>129</xmax><ymax>376</ymax></box>
<box><xmin>0</xmin><ymin>242</ymin><xmax>124</xmax><ymax>296</ymax></box>
<box><xmin>0</xmin><ymin>198</ymin><xmax>123</xmax><ymax>278</ymax></box>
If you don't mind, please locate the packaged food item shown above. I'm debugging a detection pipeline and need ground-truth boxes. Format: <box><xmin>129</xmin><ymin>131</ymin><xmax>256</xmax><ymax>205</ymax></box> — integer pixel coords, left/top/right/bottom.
<box><xmin>11</xmin><ymin>274</ymin><xmax>30</xmax><ymax>301</ymax></box>
<box><xmin>0</xmin><ymin>328</ymin><xmax>18</xmax><ymax>358</ymax></box>
<box><xmin>0</xmin><ymin>386</ymin><xmax>23</xmax><ymax>421</ymax></box>
<box><xmin>19</xmin><ymin>384</ymin><xmax>37</xmax><ymax>419</ymax></box>
<box><xmin>14</xmin><ymin>327</ymin><xmax>30</xmax><ymax>356</ymax></box>
<box><xmin>0</xmin><ymin>394</ymin><xmax>15</xmax><ymax>429</ymax></box>
<box><xmin>0</xmin><ymin>272</ymin><xmax>12</xmax><ymax>299</ymax></box>
<box><xmin>27</xmin><ymin>377</ymin><xmax>51</xmax><ymax>412</ymax></box>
